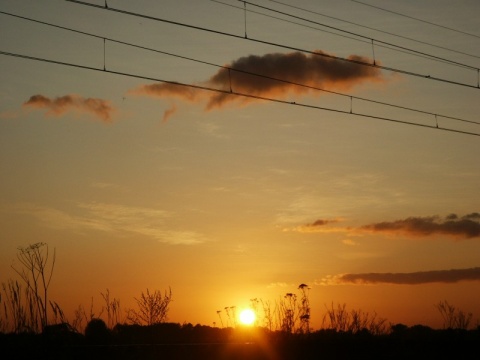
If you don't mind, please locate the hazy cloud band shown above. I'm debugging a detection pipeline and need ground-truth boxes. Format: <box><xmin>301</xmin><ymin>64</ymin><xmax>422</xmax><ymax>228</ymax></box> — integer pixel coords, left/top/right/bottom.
<box><xmin>290</xmin><ymin>213</ymin><xmax>480</xmax><ymax>240</ymax></box>
<box><xmin>336</xmin><ymin>267</ymin><xmax>480</xmax><ymax>285</ymax></box>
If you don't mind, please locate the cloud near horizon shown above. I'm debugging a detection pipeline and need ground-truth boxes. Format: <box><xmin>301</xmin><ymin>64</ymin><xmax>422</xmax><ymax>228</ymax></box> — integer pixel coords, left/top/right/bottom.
<box><xmin>359</xmin><ymin>213</ymin><xmax>480</xmax><ymax>240</ymax></box>
<box><xmin>131</xmin><ymin>49</ymin><xmax>385</xmax><ymax>117</ymax></box>
<box><xmin>23</xmin><ymin>94</ymin><xmax>114</xmax><ymax>122</ymax></box>
<box><xmin>288</xmin><ymin>213</ymin><xmax>480</xmax><ymax>240</ymax></box>
<box><xmin>284</xmin><ymin>218</ymin><xmax>342</xmax><ymax>233</ymax></box>
<box><xmin>325</xmin><ymin>267</ymin><xmax>480</xmax><ymax>285</ymax></box>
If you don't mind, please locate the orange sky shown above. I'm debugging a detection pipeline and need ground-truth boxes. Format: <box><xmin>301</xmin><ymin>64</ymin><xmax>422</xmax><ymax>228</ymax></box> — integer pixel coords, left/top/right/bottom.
<box><xmin>1</xmin><ymin>0</ymin><xmax>480</xmax><ymax>331</ymax></box>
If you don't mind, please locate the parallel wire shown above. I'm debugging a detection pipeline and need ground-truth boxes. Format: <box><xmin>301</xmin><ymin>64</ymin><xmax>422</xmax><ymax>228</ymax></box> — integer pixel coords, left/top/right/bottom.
<box><xmin>210</xmin><ymin>0</ymin><xmax>476</xmax><ymax>68</ymax></box>
<box><xmin>350</xmin><ymin>0</ymin><xmax>480</xmax><ymax>40</ymax></box>
<box><xmin>263</xmin><ymin>0</ymin><xmax>480</xmax><ymax>60</ymax></box>
<box><xmin>2</xmin><ymin>10</ymin><xmax>478</xmax><ymax>127</ymax></box>
<box><xmin>63</xmin><ymin>0</ymin><xmax>480</xmax><ymax>90</ymax></box>
<box><xmin>1</xmin><ymin>50</ymin><xmax>478</xmax><ymax>137</ymax></box>
<box><xmin>240</xmin><ymin>0</ymin><xmax>478</xmax><ymax>72</ymax></box>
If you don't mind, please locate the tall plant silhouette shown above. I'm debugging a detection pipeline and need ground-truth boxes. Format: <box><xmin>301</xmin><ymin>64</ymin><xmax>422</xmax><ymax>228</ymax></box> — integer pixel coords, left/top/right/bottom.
<box><xmin>280</xmin><ymin>293</ymin><xmax>297</xmax><ymax>333</ymax></box>
<box><xmin>298</xmin><ymin>283</ymin><xmax>311</xmax><ymax>333</ymax></box>
<box><xmin>216</xmin><ymin>310</ymin><xmax>224</xmax><ymax>328</ymax></box>
<box><xmin>127</xmin><ymin>287</ymin><xmax>172</xmax><ymax>325</ymax></box>
<box><xmin>101</xmin><ymin>289</ymin><xmax>122</xmax><ymax>328</ymax></box>
<box><xmin>1</xmin><ymin>280</ymin><xmax>33</xmax><ymax>332</ymax></box>
<box><xmin>436</xmin><ymin>300</ymin><xmax>473</xmax><ymax>330</ymax></box>
<box><xmin>10</xmin><ymin>242</ymin><xmax>56</xmax><ymax>332</ymax></box>
<box><xmin>322</xmin><ymin>302</ymin><xmax>388</xmax><ymax>335</ymax></box>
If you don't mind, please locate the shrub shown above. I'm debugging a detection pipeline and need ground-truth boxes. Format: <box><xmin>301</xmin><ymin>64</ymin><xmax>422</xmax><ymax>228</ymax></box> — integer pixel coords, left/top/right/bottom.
<box><xmin>85</xmin><ymin>318</ymin><xmax>110</xmax><ymax>344</ymax></box>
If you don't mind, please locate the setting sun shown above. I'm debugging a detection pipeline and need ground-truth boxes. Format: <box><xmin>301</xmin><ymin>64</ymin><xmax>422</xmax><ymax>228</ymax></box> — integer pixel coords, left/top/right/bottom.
<box><xmin>239</xmin><ymin>309</ymin><xmax>256</xmax><ymax>326</ymax></box>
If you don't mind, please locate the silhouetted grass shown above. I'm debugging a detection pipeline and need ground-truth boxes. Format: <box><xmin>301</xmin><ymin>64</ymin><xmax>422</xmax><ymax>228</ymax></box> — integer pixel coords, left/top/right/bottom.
<box><xmin>2</xmin><ymin>244</ymin><xmax>480</xmax><ymax>359</ymax></box>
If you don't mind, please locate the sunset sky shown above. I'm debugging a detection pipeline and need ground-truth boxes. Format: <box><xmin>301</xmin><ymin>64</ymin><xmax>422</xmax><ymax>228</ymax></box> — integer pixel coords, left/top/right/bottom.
<box><xmin>1</xmin><ymin>0</ymin><xmax>479</xmax><ymax>330</ymax></box>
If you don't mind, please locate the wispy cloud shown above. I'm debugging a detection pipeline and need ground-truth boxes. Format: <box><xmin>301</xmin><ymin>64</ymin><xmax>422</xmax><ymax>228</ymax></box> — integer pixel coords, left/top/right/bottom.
<box><xmin>132</xmin><ymin>49</ymin><xmax>385</xmax><ymax>115</ymax></box>
<box><xmin>162</xmin><ymin>103</ymin><xmax>177</xmax><ymax>123</ymax></box>
<box><xmin>0</xmin><ymin>110</ymin><xmax>21</xmax><ymax>120</ymax></box>
<box><xmin>326</xmin><ymin>267</ymin><xmax>480</xmax><ymax>285</ymax></box>
<box><xmin>341</xmin><ymin>239</ymin><xmax>359</xmax><ymax>246</ymax></box>
<box><xmin>288</xmin><ymin>213</ymin><xmax>480</xmax><ymax>240</ymax></box>
<box><xmin>23</xmin><ymin>94</ymin><xmax>114</xmax><ymax>122</ymax></box>
<box><xmin>9</xmin><ymin>202</ymin><xmax>204</xmax><ymax>245</ymax></box>
<box><xmin>11</xmin><ymin>203</ymin><xmax>109</xmax><ymax>232</ymax></box>
<box><xmin>267</xmin><ymin>282</ymin><xmax>291</xmax><ymax>288</ymax></box>
<box><xmin>90</xmin><ymin>181</ymin><xmax>126</xmax><ymax>191</ymax></box>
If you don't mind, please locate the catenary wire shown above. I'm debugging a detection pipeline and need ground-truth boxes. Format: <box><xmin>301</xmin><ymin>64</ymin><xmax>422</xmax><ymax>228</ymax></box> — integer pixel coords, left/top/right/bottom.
<box><xmin>64</xmin><ymin>0</ymin><xmax>480</xmax><ymax>90</ymax></box>
<box><xmin>239</xmin><ymin>0</ymin><xmax>477</xmax><ymax>72</ymax></box>
<box><xmin>210</xmin><ymin>0</ymin><xmax>476</xmax><ymax>68</ymax></box>
<box><xmin>210</xmin><ymin>0</ymin><xmax>372</xmax><ymax>43</ymax></box>
<box><xmin>263</xmin><ymin>0</ymin><xmax>480</xmax><ymax>61</ymax></box>
<box><xmin>350</xmin><ymin>0</ymin><xmax>480</xmax><ymax>40</ymax></box>
<box><xmin>1</xmin><ymin>10</ymin><xmax>478</xmax><ymax>127</ymax></box>
<box><xmin>1</xmin><ymin>50</ymin><xmax>478</xmax><ymax>138</ymax></box>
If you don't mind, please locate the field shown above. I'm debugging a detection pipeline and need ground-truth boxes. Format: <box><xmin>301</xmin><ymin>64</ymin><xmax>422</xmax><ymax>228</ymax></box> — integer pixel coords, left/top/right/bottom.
<box><xmin>2</xmin><ymin>322</ymin><xmax>479</xmax><ymax>360</ymax></box>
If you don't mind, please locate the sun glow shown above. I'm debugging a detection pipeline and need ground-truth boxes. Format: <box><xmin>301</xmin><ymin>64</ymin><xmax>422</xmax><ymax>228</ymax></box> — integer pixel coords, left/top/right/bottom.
<box><xmin>239</xmin><ymin>308</ymin><xmax>256</xmax><ymax>326</ymax></box>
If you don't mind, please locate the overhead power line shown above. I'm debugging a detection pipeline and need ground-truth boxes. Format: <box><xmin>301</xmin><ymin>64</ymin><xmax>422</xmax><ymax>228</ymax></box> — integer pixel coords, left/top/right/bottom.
<box><xmin>64</xmin><ymin>0</ymin><xmax>480</xmax><ymax>90</ymax></box>
<box><xmin>212</xmin><ymin>0</ymin><xmax>479</xmax><ymax>68</ymax></box>
<box><xmin>1</xmin><ymin>50</ymin><xmax>478</xmax><ymax>138</ymax></box>
<box><xmin>350</xmin><ymin>0</ymin><xmax>480</xmax><ymax>40</ymax></box>
<box><xmin>211</xmin><ymin>0</ymin><xmax>388</xmax><ymax>49</ymax></box>
<box><xmin>262</xmin><ymin>0</ymin><xmax>480</xmax><ymax>61</ymax></box>
<box><xmin>240</xmin><ymin>0</ymin><xmax>477</xmax><ymax>72</ymax></box>
<box><xmin>1</xmin><ymin>10</ymin><xmax>478</xmax><ymax>129</ymax></box>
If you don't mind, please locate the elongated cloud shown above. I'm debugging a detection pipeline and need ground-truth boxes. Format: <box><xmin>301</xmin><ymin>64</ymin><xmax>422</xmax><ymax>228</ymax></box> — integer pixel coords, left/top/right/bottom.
<box><xmin>288</xmin><ymin>213</ymin><xmax>480</xmax><ymax>240</ymax></box>
<box><xmin>284</xmin><ymin>218</ymin><xmax>341</xmax><ymax>233</ymax></box>
<box><xmin>23</xmin><ymin>94</ymin><xmax>114</xmax><ymax>122</ymax></box>
<box><xmin>0</xmin><ymin>110</ymin><xmax>20</xmax><ymax>120</ymax></box>
<box><xmin>332</xmin><ymin>267</ymin><xmax>480</xmax><ymax>285</ymax></box>
<box><xmin>132</xmin><ymin>49</ymin><xmax>384</xmax><ymax>111</ymax></box>
<box><xmin>360</xmin><ymin>213</ymin><xmax>480</xmax><ymax>239</ymax></box>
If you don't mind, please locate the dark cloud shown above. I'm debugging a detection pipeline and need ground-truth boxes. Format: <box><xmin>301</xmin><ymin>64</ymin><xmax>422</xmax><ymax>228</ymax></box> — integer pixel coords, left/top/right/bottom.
<box><xmin>132</xmin><ymin>49</ymin><xmax>384</xmax><ymax>112</ymax></box>
<box><xmin>284</xmin><ymin>218</ymin><xmax>341</xmax><ymax>233</ymax></box>
<box><xmin>359</xmin><ymin>213</ymin><xmax>480</xmax><ymax>239</ymax></box>
<box><xmin>310</xmin><ymin>219</ymin><xmax>339</xmax><ymax>227</ymax></box>
<box><xmin>336</xmin><ymin>267</ymin><xmax>480</xmax><ymax>285</ymax></box>
<box><xmin>286</xmin><ymin>212</ymin><xmax>480</xmax><ymax>240</ymax></box>
<box><xmin>23</xmin><ymin>94</ymin><xmax>114</xmax><ymax>122</ymax></box>
<box><xmin>463</xmin><ymin>212</ymin><xmax>480</xmax><ymax>220</ymax></box>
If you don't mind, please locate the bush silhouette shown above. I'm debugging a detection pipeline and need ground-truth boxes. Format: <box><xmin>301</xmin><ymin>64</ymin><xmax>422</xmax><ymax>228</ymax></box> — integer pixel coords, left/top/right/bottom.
<box><xmin>85</xmin><ymin>318</ymin><xmax>110</xmax><ymax>344</ymax></box>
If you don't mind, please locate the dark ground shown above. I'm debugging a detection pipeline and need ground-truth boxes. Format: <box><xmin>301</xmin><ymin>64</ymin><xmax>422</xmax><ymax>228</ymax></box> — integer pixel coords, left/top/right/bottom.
<box><xmin>2</xmin><ymin>323</ymin><xmax>479</xmax><ymax>360</ymax></box>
